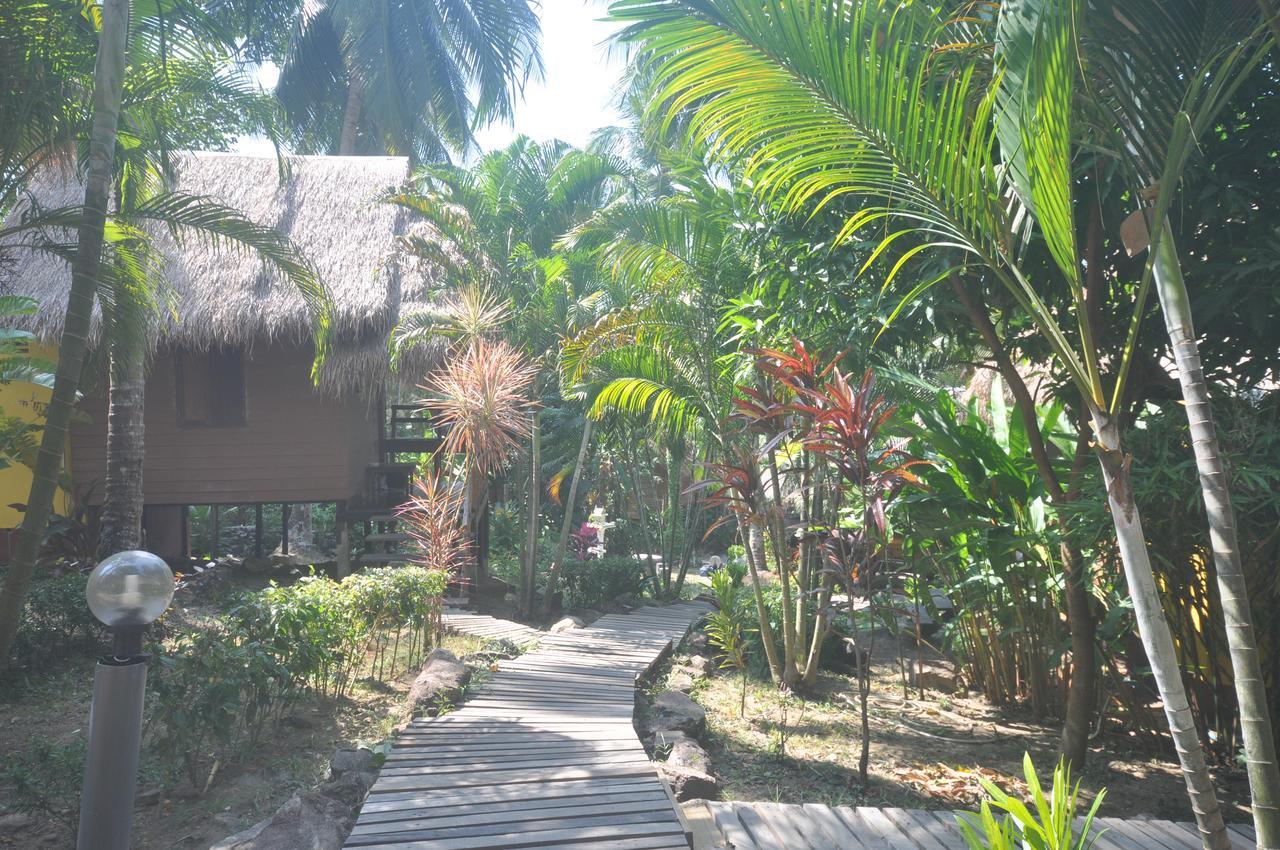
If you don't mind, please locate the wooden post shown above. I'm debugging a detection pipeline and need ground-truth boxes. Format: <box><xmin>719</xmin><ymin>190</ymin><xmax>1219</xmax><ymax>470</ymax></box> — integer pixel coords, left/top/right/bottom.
<box><xmin>211</xmin><ymin>505</ymin><xmax>220</xmax><ymax>559</ymax></box>
<box><xmin>281</xmin><ymin>503</ymin><xmax>290</xmax><ymax>556</ymax></box>
<box><xmin>254</xmin><ymin>504</ymin><xmax>264</xmax><ymax>558</ymax></box>
<box><xmin>336</xmin><ymin>520</ymin><xmax>351</xmax><ymax>578</ymax></box>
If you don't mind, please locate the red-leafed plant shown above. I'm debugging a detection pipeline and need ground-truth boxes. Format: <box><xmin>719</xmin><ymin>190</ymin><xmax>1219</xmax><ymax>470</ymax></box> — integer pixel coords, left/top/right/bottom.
<box><xmin>698</xmin><ymin>339</ymin><xmax>923</xmax><ymax>780</ymax></box>
<box><xmin>396</xmin><ymin>469</ymin><xmax>472</xmax><ymax>579</ymax></box>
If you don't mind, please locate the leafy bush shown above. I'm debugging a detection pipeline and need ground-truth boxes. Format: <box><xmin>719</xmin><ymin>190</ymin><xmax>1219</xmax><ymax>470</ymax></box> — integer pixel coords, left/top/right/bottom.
<box><xmin>705</xmin><ymin>569</ymin><xmax>754</xmax><ymax>715</ymax></box>
<box><xmin>2</xmin><ymin>734</ymin><xmax>86</xmax><ymax>840</ymax></box>
<box><xmin>5</xmin><ymin>572</ymin><xmax>105</xmax><ymax>669</ymax></box>
<box><xmin>957</xmin><ymin>753</ymin><xmax>1105</xmax><ymax>850</ymax></box>
<box><xmin>558</xmin><ymin>555</ymin><xmax>646</xmax><ymax>609</ymax></box>
<box><xmin>490</xmin><ymin>535</ymin><xmax>648</xmax><ymax>610</ymax></box>
<box><xmin>151</xmin><ymin>566</ymin><xmax>446</xmax><ymax>789</ymax></box>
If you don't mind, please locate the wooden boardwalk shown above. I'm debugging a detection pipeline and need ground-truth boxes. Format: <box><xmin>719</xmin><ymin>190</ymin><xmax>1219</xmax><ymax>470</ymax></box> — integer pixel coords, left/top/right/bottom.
<box><xmin>442</xmin><ymin>608</ymin><xmax>542</xmax><ymax>648</ymax></box>
<box><xmin>688</xmin><ymin>801</ymin><xmax>1259</xmax><ymax>850</ymax></box>
<box><xmin>346</xmin><ymin>601</ymin><xmax>711</xmax><ymax>849</ymax></box>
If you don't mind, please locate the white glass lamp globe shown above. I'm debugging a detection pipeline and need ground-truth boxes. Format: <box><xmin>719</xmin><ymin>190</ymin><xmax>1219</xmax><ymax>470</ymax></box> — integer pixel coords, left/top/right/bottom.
<box><xmin>86</xmin><ymin>551</ymin><xmax>175</xmax><ymax>627</ymax></box>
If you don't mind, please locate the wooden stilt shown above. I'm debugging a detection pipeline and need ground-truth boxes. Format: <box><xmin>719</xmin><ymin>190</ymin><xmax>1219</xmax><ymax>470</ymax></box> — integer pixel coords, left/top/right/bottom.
<box><xmin>281</xmin><ymin>503</ymin><xmax>291</xmax><ymax>556</ymax></box>
<box><xmin>211</xmin><ymin>505</ymin><xmax>220</xmax><ymax>558</ymax></box>
<box><xmin>254</xmin><ymin>503</ymin><xmax>264</xmax><ymax>558</ymax></box>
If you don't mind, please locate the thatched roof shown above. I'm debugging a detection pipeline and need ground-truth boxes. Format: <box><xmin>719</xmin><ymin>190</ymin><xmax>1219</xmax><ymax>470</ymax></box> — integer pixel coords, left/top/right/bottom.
<box><xmin>0</xmin><ymin>151</ymin><xmax>438</xmax><ymax>393</ymax></box>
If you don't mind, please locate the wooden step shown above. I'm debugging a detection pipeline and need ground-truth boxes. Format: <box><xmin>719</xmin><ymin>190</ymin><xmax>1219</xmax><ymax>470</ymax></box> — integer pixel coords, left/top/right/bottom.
<box><xmin>360</xmin><ymin>553</ymin><xmax>413</xmax><ymax>565</ymax></box>
<box><xmin>370</xmin><ymin>462</ymin><xmax>417</xmax><ymax>473</ymax></box>
<box><xmin>366</xmin><ymin>532</ymin><xmax>410</xmax><ymax>544</ymax></box>
<box><xmin>384</xmin><ymin>437</ymin><xmax>443</xmax><ymax>455</ymax></box>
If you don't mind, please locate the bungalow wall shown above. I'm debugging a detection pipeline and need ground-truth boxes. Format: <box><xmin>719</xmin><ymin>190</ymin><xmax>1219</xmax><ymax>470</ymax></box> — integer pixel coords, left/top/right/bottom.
<box><xmin>70</xmin><ymin>339</ymin><xmax>379</xmax><ymax>515</ymax></box>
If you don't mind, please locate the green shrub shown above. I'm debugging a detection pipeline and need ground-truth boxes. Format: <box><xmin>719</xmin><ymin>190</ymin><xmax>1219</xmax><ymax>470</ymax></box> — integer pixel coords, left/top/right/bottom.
<box><xmin>150</xmin><ymin>566</ymin><xmax>446</xmax><ymax>789</ymax></box>
<box><xmin>2</xmin><ymin>734</ymin><xmax>86</xmax><ymax>840</ymax></box>
<box><xmin>558</xmin><ymin>555</ymin><xmax>646</xmax><ymax>609</ymax></box>
<box><xmin>5</xmin><ymin>572</ymin><xmax>105</xmax><ymax>669</ymax></box>
<box><xmin>956</xmin><ymin>753</ymin><xmax>1105</xmax><ymax>850</ymax></box>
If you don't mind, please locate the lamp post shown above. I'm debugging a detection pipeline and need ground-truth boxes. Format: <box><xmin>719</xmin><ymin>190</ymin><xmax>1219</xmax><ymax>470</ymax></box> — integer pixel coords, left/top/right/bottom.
<box><xmin>78</xmin><ymin>550</ymin><xmax>174</xmax><ymax>850</ymax></box>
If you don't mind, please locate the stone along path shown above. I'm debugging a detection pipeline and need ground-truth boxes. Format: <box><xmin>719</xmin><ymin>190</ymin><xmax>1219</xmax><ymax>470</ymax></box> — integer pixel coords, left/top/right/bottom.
<box><xmin>345</xmin><ymin>601</ymin><xmax>711</xmax><ymax>850</ymax></box>
<box><xmin>688</xmin><ymin>801</ymin><xmax>1259</xmax><ymax>850</ymax></box>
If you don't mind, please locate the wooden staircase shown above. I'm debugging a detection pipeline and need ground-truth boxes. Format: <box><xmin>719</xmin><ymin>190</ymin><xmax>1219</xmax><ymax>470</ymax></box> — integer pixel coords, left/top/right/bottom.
<box><xmin>345</xmin><ymin>404</ymin><xmax>444</xmax><ymax>570</ymax></box>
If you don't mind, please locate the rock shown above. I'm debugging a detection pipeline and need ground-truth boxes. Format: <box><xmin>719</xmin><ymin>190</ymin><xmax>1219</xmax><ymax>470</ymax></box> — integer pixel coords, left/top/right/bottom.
<box><xmin>651</xmin><ymin>729</ymin><xmax>695</xmax><ymax>751</ymax></box>
<box><xmin>329</xmin><ymin>748</ymin><xmax>375</xmax><ymax>779</ymax></box>
<box><xmin>657</xmin><ymin>763</ymin><xmax>720</xmax><ymax>802</ymax></box>
<box><xmin>646</xmin><ymin>690</ymin><xmax>706</xmax><ymax>738</ymax></box>
<box><xmin>910</xmin><ymin>664</ymin><xmax>957</xmax><ymax>694</ymax></box>
<box><xmin>578</xmin><ymin>609</ymin><xmax>603</xmax><ymax>625</ymax></box>
<box><xmin>409</xmin><ymin>649</ymin><xmax>471</xmax><ymax>715</ymax></box>
<box><xmin>317</xmin><ymin>770</ymin><xmax>376</xmax><ymax>808</ymax></box>
<box><xmin>281</xmin><ymin>715</ymin><xmax>314</xmax><ymax>730</ymax></box>
<box><xmin>667</xmin><ymin>740</ymin><xmax>711</xmax><ymax>774</ymax></box>
<box><xmin>668</xmin><ymin>669</ymin><xmax>695</xmax><ymax>693</ymax></box>
<box><xmin>686</xmin><ymin>656</ymin><xmax>713</xmax><ymax>676</ymax></box>
<box><xmin>550</xmin><ymin>616</ymin><xmax>585</xmax><ymax>633</ymax></box>
<box><xmin>0</xmin><ymin>812</ymin><xmax>33</xmax><ymax>834</ymax></box>
<box><xmin>613</xmin><ymin>592</ymin><xmax>637</xmax><ymax>610</ymax></box>
<box><xmin>687</xmin><ymin>633</ymin><xmax>709</xmax><ymax>655</ymax></box>
<box><xmin>134</xmin><ymin>787</ymin><xmax>162</xmax><ymax>808</ymax></box>
<box><xmin>209</xmin><ymin>791</ymin><xmax>352</xmax><ymax>850</ymax></box>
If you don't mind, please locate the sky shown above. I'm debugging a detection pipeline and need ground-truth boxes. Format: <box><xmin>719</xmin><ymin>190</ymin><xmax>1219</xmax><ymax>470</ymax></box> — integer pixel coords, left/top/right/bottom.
<box><xmin>474</xmin><ymin>1</ymin><xmax>625</xmax><ymax>152</ymax></box>
<box><xmin>237</xmin><ymin>2</ymin><xmax>624</xmax><ymax>158</ymax></box>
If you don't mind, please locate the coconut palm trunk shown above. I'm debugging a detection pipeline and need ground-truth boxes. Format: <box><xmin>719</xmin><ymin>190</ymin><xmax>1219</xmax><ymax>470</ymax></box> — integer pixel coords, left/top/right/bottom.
<box><xmin>522</xmin><ymin>410</ymin><xmax>541</xmax><ymax>612</ymax></box>
<box><xmin>544</xmin><ymin>419</ymin><xmax>593</xmax><ymax>615</ymax></box>
<box><xmin>0</xmin><ymin>0</ymin><xmax>130</xmax><ymax>664</ymax></box>
<box><xmin>1093</xmin><ymin>415</ymin><xmax>1231</xmax><ymax>849</ymax></box>
<box><xmin>338</xmin><ymin>77</ymin><xmax>364</xmax><ymax>155</ymax></box>
<box><xmin>1150</xmin><ymin>222</ymin><xmax>1280</xmax><ymax>848</ymax></box>
<box><xmin>98</xmin><ymin>333</ymin><xmax>146</xmax><ymax>555</ymax></box>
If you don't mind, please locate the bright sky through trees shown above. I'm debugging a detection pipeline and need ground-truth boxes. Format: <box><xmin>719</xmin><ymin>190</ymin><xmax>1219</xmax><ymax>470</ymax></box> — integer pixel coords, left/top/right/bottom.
<box><xmin>235</xmin><ymin>1</ymin><xmax>621</xmax><ymax>157</ymax></box>
<box><xmin>475</xmin><ymin>0</ymin><xmax>622</xmax><ymax>151</ymax></box>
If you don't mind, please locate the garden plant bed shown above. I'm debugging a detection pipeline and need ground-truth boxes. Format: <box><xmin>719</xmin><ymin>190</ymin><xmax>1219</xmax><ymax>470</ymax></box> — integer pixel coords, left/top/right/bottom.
<box><xmin>663</xmin><ymin>633</ymin><xmax>1256</xmax><ymax>827</ymax></box>
<box><xmin>0</xmin><ymin>580</ymin><xmax>496</xmax><ymax>850</ymax></box>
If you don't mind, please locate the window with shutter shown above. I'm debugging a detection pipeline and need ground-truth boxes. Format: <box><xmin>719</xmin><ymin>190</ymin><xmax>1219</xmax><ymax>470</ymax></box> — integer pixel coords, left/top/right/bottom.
<box><xmin>176</xmin><ymin>349</ymin><xmax>246</xmax><ymax>427</ymax></box>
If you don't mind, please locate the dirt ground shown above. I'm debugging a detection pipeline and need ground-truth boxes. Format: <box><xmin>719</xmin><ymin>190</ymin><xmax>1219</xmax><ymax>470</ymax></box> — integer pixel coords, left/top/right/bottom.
<box><xmin>662</xmin><ymin>628</ymin><xmax>1255</xmax><ymax>826</ymax></box>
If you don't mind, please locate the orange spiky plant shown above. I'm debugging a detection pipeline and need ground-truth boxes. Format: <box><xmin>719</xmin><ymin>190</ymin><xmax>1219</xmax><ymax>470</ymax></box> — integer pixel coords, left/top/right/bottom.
<box><xmin>396</xmin><ymin>470</ymin><xmax>472</xmax><ymax>578</ymax></box>
<box><xmin>422</xmin><ymin>337</ymin><xmax>538</xmax><ymax>583</ymax></box>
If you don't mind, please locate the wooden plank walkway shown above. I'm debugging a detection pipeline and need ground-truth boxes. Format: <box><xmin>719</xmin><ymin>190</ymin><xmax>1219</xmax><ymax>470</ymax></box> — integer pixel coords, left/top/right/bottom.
<box><xmin>346</xmin><ymin>601</ymin><xmax>711</xmax><ymax>849</ymax></box>
<box><xmin>442</xmin><ymin>608</ymin><xmax>542</xmax><ymax>648</ymax></box>
<box><xmin>689</xmin><ymin>801</ymin><xmax>1259</xmax><ymax>849</ymax></box>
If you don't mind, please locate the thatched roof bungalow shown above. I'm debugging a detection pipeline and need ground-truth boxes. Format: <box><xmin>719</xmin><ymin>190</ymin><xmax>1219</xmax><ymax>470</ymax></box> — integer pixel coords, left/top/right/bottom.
<box><xmin>3</xmin><ymin>151</ymin><xmax>436</xmax><ymax>394</ymax></box>
<box><xmin>0</xmin><ymin>152</ymin><xmax>438</xmax><ymax>563</ymax></box>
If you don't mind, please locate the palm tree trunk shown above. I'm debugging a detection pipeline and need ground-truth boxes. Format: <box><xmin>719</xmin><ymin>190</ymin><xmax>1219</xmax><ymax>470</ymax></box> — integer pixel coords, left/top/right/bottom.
<box><xmin>522</xmin><ymin>411</ymin><xmax>541</xmax><ymax>613</ymax></box>
<box><xmin>0</xmin><ymin>0</ymin><xmax>129</xmax><ymax>665</ymax></box>
<box><xmin>338</xmin><ymin>76</ymin><xmax>364</xmax><ymax>155</ymax></box>
<box><xmin>544</xmin><ymin>418</ymin><xmax>592</xmax><ymax>615</ymax></box>
<box><xmin>1093</xmin><ymin>413</ymin><xmax>1230</xmax><ymax>850</ymax></box>
<box><xmin>1151</xmin><ymin>221</ymin><xmax>1280</xmax><ymax>848</ymax></box>
<box><xmin>98</xmin><ymin>333</ymin><xmax>145</xmax><ymax>555</ymax></box>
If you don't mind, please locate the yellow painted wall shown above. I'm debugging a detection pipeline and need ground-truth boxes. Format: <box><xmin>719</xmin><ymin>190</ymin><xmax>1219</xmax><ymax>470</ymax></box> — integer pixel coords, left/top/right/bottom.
<box><xmin>0</xmin><ymin>343</ymin><xmax>71</xmax><ymax>528</ymax></box>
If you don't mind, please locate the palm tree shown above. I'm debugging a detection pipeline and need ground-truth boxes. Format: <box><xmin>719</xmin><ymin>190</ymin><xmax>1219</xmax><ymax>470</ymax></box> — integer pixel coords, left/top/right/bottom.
<box><xmin>607</xmin><ymin>0</ymin><xmax>1237</xmax><ymax>842</ymax></box>
<box><xmin>275</xmin><ymin>0</ymin><xmax>542</xmax><ymax>159</ymax></box>
<box><xmin>560</xmin><ymin>182</ymin><xmax>746</xmax><ymax>595</ymax></box>
<box><xmin>390</xmin><ymin>137</ymin><xmax>627</xmax><ymax>610</ymax></box>
<box><xmin>0</xmin><ymin>0</ymin><xmax>130</xmax><ymax>664</ymax></box>
<box><xmin>1084</xmin><ymin>5</ymin><xmax>1280</xmax><ymax>841</ymax></box>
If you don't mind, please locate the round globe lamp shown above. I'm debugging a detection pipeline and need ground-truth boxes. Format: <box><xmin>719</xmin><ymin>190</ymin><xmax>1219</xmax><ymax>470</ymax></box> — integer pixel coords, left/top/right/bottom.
<box><xmin>78</xmin><ymin>550</ymin><xmax>174</xmax><ymax>850</ymax></box>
